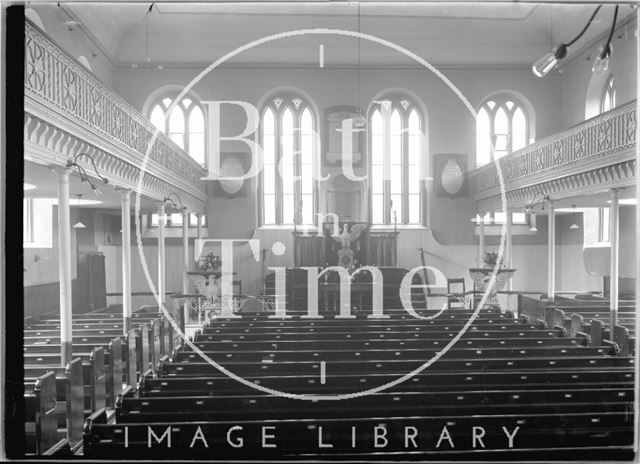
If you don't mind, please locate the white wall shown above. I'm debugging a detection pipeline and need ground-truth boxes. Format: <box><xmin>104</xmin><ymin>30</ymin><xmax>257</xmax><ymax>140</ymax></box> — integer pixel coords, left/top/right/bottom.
<box><xmin>30</xmin><ymin>10</ymin><xmax>637</xmax><ymax>302</ymax></box>
<box><xmin>560</xmin><ymin>14</ymin><xmax>637</xmax><ymax>127</ymax></box>
<box><xmin>28</xmin><ymin>6</ymin><xmax>115</xmax><ymax>86</ymax></box>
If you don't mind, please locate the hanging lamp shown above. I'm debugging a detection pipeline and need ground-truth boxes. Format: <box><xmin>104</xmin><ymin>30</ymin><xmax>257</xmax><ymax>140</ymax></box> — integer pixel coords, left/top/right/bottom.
<box><xmin>72</xmin><ymin>194</ymin><xmax>86</xmax><ymax>229</ymax></box>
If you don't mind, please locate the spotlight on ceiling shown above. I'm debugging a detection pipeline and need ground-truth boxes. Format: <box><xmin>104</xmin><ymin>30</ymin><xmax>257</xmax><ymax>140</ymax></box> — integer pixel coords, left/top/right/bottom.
<box><xmin>533</xmin><ymin>45</ymin><xmax>568</xmax><ymax>77</ymax></box>
<box><xmin>592</xmin><ymin>6</ymin><xmax>619</xmax><ymax>75</ymax></box>
<box><xmin>533</xmin><ymin>5</ymin><xmax>602</xmax><ymax>77</ymax></box>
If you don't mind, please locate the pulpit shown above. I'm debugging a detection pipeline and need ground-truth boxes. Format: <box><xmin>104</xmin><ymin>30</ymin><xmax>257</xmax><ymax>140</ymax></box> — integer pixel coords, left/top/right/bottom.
<box><xmin>293</xmin><ymin>221</ymin><xmax>398</xmax><ymax>268</ymax></box>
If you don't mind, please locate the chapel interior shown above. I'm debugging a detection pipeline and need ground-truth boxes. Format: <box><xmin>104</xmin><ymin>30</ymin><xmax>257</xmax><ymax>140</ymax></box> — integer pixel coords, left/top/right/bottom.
<box><xmin>10</xmin><ymin>1</ymin><xmax>640</xmax><ymax>460</ymax></box>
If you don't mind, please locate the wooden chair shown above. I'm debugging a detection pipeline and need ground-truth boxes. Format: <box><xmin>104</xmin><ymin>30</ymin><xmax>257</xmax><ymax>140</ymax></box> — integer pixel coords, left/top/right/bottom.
<box><xmin>447</xmin><ymin>277</ymin><xmax>466</xmax><ymax>309</ymax></box>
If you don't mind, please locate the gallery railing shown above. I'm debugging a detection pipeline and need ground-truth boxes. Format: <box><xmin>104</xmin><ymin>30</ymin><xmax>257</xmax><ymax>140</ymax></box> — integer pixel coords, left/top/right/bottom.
<box><xmin>471</xmin><ymin>100</ymin><xmax>636</xmax><ymax>201</ymax></box>
<box><xmin>24</xmin><ymin>20</ymin><xmax>206</xmax><ymax>210</ymax></box>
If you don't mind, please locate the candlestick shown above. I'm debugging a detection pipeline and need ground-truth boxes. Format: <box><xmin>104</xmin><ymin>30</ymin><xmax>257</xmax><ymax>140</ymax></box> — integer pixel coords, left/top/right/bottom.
<box><xmin>393</xmin><ymin>210</ymin><xmax>398</xmax><ymax>233</ymax></box>
<box><xmin>297</xmin><ymin>199</ymin><xmax>303</xmax><ymax>223</ymax></box>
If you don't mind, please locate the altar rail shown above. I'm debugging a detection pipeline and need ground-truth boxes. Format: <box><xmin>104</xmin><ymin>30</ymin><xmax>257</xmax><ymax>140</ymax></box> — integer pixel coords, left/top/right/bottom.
<box><xmin>471</xmin><ymin>101</ymin><xmax>636</xmax><ymax>213</ymax></box>
<box><xmin>24</xmin><ymin>20</ymin><xmax>207</xmax><ymax>211</ymax></box>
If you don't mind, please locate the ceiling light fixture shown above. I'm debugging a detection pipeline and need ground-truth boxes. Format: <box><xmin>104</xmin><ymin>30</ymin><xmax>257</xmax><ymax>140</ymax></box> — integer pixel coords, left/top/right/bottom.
<box><xmin>569</xmin><ymin>204</ymin><xmax>580</xmax><ymax>229</ymax></box>
<box><xmin>145</xmin><ymin>3</ymin><xmax>154</xmax><ymax>64</ymax></box>
<box><xmin>524</xmin><ymin>192</ymin><xmax>551</xmax><ymax>232</ymax></box>
<box><xmin>72</xmin><ymin>194</ymin><xmax>87</xmax><ymax>229</ymax></box>
<box><xmin>352</xmin><ymin>1</ymin><xmax>367</xmax><ymax>129</ymax></box>
<box><xmin>529</xmin><ymin>212</ymin><xmax>538</xmax><ymax>233</ymax></box>
<box><xmin>592</xmin><ymin>5</ymin><xmax>619</xmax><ymax>74</ymax></box>
<box><xmin>66</xmin><ymin>153</ymin><xmax>109</xmax><ymax>195</ymax></box>
<box><xmin>524</xmin><ymin>191</ymin><xmax>550</xmax><ymax>213</ymax></box>
<box><xmin>533</xmin><ymin>4</ymin><xmax>602</xmax><ymax>77</ymax></box>
<box><xmin>24</xmin><ymin>183</ymin><xmax>36</xmax><ymax>191</ymax></box>
<box><xmin>164</xmin><ymin>192</ymin><xmax>187</xmax><ymax>213</ymax></box>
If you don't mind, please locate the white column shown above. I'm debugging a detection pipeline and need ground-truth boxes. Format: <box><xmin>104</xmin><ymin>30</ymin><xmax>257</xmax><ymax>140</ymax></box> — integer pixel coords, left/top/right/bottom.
<box><xmin>609</xmin><ymin>189</ymin><xmax>620</xmax><ymax>335</ymax></box>
<box><xmin>182</xmin><ymin>210</ymin><xmax>190</xmax><ymax>326</ymax></box>
<box><xmin>118</xmin><ymin>188</ymin><xmax>132</xmax><ymax>334</ymax></box>
<box><xmin>478</xmin><ymin>216</ymin><xmax>485</xmax><ymax>266</ymax></box>
<box><xmin>196</xmin><ymin>213</ymin><xmax>203</xmax><ymax>239</ymax></box>
<box><xmin>505</xmin><ymin>210</ymin><xmax>513</xmax><ymax>291</ymax></box>
<box><xmin>157</xmin><ymin>202</ymin><xmax>166</xmax><ymax>308</ymax></box>
<box><xmin>547</xmin><ymin>200</ymin><xmax>556</xmax><ymax>301</ymax></box>
<box><xmin>53</xmin><ymin>167</ymin><xmax>73</xmax><ymax>366</ymax></box>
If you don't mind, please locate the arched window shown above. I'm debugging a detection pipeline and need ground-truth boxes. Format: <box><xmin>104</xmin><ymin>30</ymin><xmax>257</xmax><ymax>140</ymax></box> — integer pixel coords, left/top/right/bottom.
<box><xmin>370</xmin><ymin>96</ymin><xmax>424</xmax><ymax>225</ymax></box>
<box><xmin>148</xmin><ymin>95</ymin><xmax>206</xmax><ymax>165</ymax></box>
<box><xmin>476</xmin><ymin>95</ymin><xmax>531</xmax><ymax>167</ymax></box>
<box><xmin>600</xmin><ymin>75</ymin><xmax>616</xmax><ymax>114</ymax></box>
<box><xmin>260</xmin><ymin>95</ymin><xmax>316</xmax><ymax>226</ymax></box>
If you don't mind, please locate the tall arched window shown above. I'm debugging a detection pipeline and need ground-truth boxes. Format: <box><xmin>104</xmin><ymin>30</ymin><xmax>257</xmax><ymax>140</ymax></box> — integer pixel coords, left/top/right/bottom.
<box><xmin>370</xmin><ymin>96</ymin><xmax>424</xmax><ymax>225</ymax></box>
<box><xmin>476</xmin><ymin>95</ymin><xmax>530</xmax><ymax>167</ymax></box>
<box><xmin>260</xmin><ymin>95</ymin><xmax>316</xmax><ymax>226</ymax></box>
<box><xmin>148</xmin><ymin>95</ymin><xmax>206</xmax><ymax>165</ymax></box>
<box><xmin>600</xmin><ymin>75</ymin><xmax>616</xmax><ymax>114</ymax></box>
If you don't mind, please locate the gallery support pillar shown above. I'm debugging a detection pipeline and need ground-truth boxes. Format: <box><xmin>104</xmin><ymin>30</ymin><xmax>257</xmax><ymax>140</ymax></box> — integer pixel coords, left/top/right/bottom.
<box><xmin>53</xmin><ymin>167</ymin><xmax>73</xmax><ymax>366</ymax></box>
<box><xmin>547</xmin><ymin>200</ymin><xmax>556</xmax><ymax>301</ymax></box>
<box><xmin>609</xmin><ymin>189</ymin><xmax>620</xmax><ymax>335</ymax></box>
<box><xmin>478</xmin><ymin>217</ymin><xmax>485</xmax><ymax>266</ymax></box>
<box><xmin>157</xmin><ymin>202</ymin><xmax>166</xmax><ymax>308</ymax></box>
<box><xmin>182</xmin><ymin>210</ymin><xmax>190</xmax><ymax>329</ymax></box>
<box><xmin>196</xmin><ymin>213</ymin><xmax>203</xmax><ymax>240</ymax></box>
<box><xmin>505</xmin><ymin>211</ymin><xmax>513</xmax><ymax>291</ymax></box>
<box><xmin>118</xmin><ymin>189</ymin><xmax>132</xmax><ymax>334</ymax></box>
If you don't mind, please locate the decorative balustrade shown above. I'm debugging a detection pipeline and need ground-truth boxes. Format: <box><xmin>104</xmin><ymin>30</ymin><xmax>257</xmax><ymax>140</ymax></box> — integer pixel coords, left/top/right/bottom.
<box><xmin>24</xmin><ymin>21</ymin><xmax>207</xmax><ymax>210</ymax></box>
<box><xmin>471</xmin><ymin>101</ymin><xmax>636</xmax><ymax>204</ymax></box>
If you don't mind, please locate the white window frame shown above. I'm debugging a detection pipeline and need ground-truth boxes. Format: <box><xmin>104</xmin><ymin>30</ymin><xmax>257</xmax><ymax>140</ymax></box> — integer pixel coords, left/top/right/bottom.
<box><xmin>258</xmin><ymin>94</ymin><xmax>317</xmax><ymax>227</ymax></box>
<box><xmin>476</xmin><ymin>95</ymin><xmax>531</xmax><ymax>168</ymax></box>
<box><xmin>23</xmin><ymin>198</ymin><xmax>54</xmax><ymax>248</ymax></box>
<box><xmin>148</xmin><ymin>93</ymin><xmax>207</xmax><ymax>165</ymax></box>
<box><xmin>599</xmin><ymin>75</ymin><xmax>616</xmax><ymax>114</ymax></box>
<box><xmin>369</xmin><ymin>96</ymin><xmax>425</xmax><ymax>226</ymax></box>
<box><xmin>149</xmin><ymin>213</ymin><xmax>206</xmax><ymax>228</ymax></box>
<box><xmin>599</xmin><ymin>207</ymin><xmax>610</xmax><ymax>242</ymax></box>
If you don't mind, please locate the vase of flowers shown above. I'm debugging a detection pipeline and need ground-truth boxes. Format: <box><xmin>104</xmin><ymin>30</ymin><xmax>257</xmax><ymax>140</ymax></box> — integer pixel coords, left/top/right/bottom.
<box><xmin>198</xmin><ymin>252</ymin><xmax>221</xmax><ymax>272</ymax></box>
<box><xmin>483</xmin><ymin>251</ymin><xmax>504</xmax><ymax>269</ymax></box>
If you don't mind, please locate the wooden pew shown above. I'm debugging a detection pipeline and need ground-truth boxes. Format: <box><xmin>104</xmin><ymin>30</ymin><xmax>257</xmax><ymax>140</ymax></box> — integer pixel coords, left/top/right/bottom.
<box><xmin>190</xmin><ymin>336</ymin><xmax>586</xmax><ymax>351</ymax></box>
<box><xmin>139</xmin><ymin>367</ymin><xmax>634</xmax><ymax>397</ymax></box>
<box><xmin>24</xmin><ymin>372</ymin><xmax>68</xmax><ymax>456</ymax></box>
<box><xmin>158</xmin><ymin>354</ymin><xmax>633</xmax><ymax>377</ymax></box>
<box><xmin>83</xmin><ymin>411</ymin><xmax>634</xmax><ymax>460</ymax></box>
<box><xmin>83</xmin><ymin>306</ymin><xmax>636</xmax><ymax>460</ymax></box>
<box><xmin>38</xmin><ymin>311</ymin><xmax>162</xmax><ymax>321</ymax></box>
<box><xmin>25</xmin><ymin>358</ymin><xmax>86</xmax><ymax>456</ymax></box>
<box><xmin>174</xmin><ymin>345</ymin><xmax>611</xmax><ymax>363</ymax></box>
<box><xmin>25</xmin><ymin>348</ymin><xmax>107</xmax><ymax>415</ymax></box>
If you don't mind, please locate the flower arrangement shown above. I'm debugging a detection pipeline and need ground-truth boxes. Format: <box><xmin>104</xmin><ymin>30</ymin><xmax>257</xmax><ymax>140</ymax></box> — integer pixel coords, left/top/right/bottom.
<box><xmin>198</xmin><ymin>252</ymin><xmax>221</xmax><ymax>272</ymax></box>
<box><xmin>483</xmin><ymin>251</ymin><xmax>504</xmax><ymax>268</ymax></box>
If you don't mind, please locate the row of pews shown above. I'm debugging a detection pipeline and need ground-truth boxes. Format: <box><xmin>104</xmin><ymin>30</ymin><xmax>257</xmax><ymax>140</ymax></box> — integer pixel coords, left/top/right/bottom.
<box><xmin>82</xmin><ymin>306</ymin><xmax>635</xmax><ymax>460</ymax></box>
<box><xmin>520</xmin><ymin>295</ymin><xmax>636</xmax><ymax>355</ymax></box>
<box><xmin>23</xmin><ymin>307</ymin><xmax>176</xmax><ymax>456</ymax></box>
